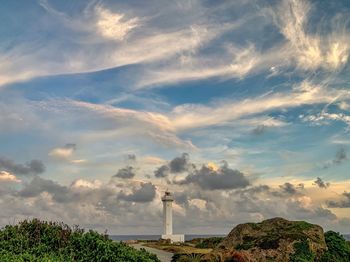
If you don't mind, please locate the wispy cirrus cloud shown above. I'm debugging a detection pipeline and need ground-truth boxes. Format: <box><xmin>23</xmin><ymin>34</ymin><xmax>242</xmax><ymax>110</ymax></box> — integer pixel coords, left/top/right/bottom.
<box><xmin>272</xmin><ymin>0</ymin><xmax>350</xmax><ymax>72</ymax></box>
<box><xmin>0</xmin><ymin>1</ymin><xmax>231</xmax><ymax>87</ymax></box>
<box><xmin>171</xmin><ymin>81</ymin><xmax>350</xmax><ymax>131</ymax></box>
<box><xmin>95</xmin><ymin>6</ymin><xmax>139</xmax><ymax>41</ymax></box>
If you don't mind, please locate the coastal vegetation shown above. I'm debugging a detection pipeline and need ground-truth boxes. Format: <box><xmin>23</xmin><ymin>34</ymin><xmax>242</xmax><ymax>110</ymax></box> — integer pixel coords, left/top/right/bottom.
<box><xmin>203</xmin><ymin>217</ymin><xmax>350</xmax><ymax>262</ymax></box>
<box><xmin>0</xmin><ymin>219</ymin><xmax>160</xmax><ymax>262</ymax></box>
<box><xmin>1</xmin><ymin>218</ymin><xmax>349</xmax><ymax>261</ymax></box>
<box><xmin>147</xmin><ymin>218</ymin><xmax>350</xmax><ymax>262</ymax></box>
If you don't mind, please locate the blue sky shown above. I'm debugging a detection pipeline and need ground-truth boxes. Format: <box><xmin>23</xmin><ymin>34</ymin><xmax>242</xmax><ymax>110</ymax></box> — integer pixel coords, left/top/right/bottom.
<box><xmin>0</xmin><ymin>0</ymin><xmax>350</xmax><ymax>234</ymax></box>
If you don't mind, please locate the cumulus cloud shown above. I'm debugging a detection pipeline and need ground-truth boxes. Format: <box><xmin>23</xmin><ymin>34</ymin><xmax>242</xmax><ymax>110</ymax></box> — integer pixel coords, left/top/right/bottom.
<box><xmin>0</xmin><ymin>157</ymin><xmax>45</xmax><ymax>175</ymax></box>
<box><xmin>278</xmin><ymin>182</ymin><xmax>304</xmax><ymax>195</ymax></box>
<box><xmin>71</xmin><ymin>179</ymin><xmax>102</xmax><ymax>189</ymax></box>
<box><xmin>175</xmin><ymin>162</ymin><xmax>250</xmax><ymax>190</ymax></box>
<box><xmin>49</xmin><ymin>143</ymin><xmax>76</xmax><ymax>160</ymax></box>
<box><xmin>154</xmin><ymin>153</ymin><xmax>193</xmax><ymax>178</ymax></box>
<box><xmin>0</xmin><ymin>171</ymin><xmax>21</xmax><ymax>182</ymax></box>
<box><xmin>328</xmin><ymin>192</ymin><xmax>350</xmax><ymax>208</ymax></box>
<box><xmin>118</xmin><ymin>182</ymin><xmax>156</xmax><ymax>202</ymax></box>
<box><xmin>154</xmin><ymin>165</ymin><xmax>170</xmax><ymax>178</ymax></box>
<box><xmin>172</xmin><ymin>183</ymin><xmax>338</xmax><ymax>232</ymax></box>
<box><xmin>114</xmin><ymin>166</ymin><xmax>136</xmax><ymax>179</ymax></box>
<box><xmin>18</xmin><ymin>176</ymin><xmax>71</xmax><ymax>203</ymax></box>
<box><xmin>0</xmin><ymin>168</ymin><xmax>344</xmax><ymax>234</ymax></box>
<box><xmin>169</xmin><ymin>153</ymin><xmax>191</xmax><ymax>173</ymax></box>
<box><xmin>313</xmin><ymin>177</ymin><xmax>330</xmax><ymax>189</ymax></box>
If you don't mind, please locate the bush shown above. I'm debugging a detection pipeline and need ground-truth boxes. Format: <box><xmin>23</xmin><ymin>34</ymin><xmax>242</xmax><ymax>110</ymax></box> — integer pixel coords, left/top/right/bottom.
<box><xmin>290</xmin><ymin>240</ymin><xmax>315</xmax><ymax>262</ymax></box>
<box><xmin>0</xmin><ymin>219</ymin><xmax>160</xmax><ymax>262</ymax></box>
<box><xmin>194</xmin><ymin>237</ymin><xmax>224</xmax><ymax>249</ymax></box>
<box><xmin>319</xmin><ymin>231</ymin><xmax>350</xmax><ymax>262</ymax></box>
<box><xmin>171</xmin><ymin>253</ymin><xmax>203</xmax><ymax>262</ymax></box>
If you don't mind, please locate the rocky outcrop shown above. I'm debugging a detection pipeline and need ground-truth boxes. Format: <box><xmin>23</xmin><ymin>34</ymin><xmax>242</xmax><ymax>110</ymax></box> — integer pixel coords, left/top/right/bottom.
<box><xmin>204</xmin><ymin>217</ymin><xmax>327</xmax><ymax>262</ymax></box>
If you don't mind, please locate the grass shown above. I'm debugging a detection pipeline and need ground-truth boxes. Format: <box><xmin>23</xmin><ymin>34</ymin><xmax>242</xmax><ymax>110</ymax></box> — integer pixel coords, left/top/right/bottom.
<box><xmin>143</xmin><ymin>241</ymin><xmax>212</xmax><ymax>255</ymax></box>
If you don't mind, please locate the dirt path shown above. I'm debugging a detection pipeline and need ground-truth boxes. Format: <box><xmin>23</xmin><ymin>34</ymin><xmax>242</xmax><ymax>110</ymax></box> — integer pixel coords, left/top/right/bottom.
<box><xmin>132</xmin><ymin>243</ymin><xmax>173</xmax><ymax>262</ymax></box>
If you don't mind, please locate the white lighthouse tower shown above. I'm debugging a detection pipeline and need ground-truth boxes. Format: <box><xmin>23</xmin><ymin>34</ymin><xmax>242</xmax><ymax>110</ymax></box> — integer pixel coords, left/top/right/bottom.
<box><xmin>161</xmin><ymin>191</ymin><xmax>184</xmax><ymax>243</ymax></box>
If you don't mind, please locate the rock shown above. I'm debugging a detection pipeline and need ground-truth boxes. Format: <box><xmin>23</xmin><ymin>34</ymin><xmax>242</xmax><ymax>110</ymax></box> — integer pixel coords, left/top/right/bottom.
<box><xmin>205</xmin><ymin>217</ymin><xmax>327</xmax><ymax>262</ymax></box>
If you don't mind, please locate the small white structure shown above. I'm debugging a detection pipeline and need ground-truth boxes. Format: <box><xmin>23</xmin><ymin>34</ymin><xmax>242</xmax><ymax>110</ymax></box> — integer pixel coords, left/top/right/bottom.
<box><xmin>161</xmin><ymin>191</ymin><xmax>184</xmax><ymax>243</ymax></box>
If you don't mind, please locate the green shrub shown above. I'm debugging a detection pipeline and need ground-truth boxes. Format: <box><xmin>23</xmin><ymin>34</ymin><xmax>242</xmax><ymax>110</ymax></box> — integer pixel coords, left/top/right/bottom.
<box><xmin>290</xmin><ymin>240</ymin><xmax>315</xmax><ymax>262</ymax></box>
<box><xmin>0</xmin><ymin>219</ymin><xmax>160</xmax><ymax>262</ymax></box>
<box><xmin>290</xmin><ymin>221</ymin><xmax>314</xmax><ymax>231</ymax></box>
<box><xmin>318</xmin><ymin>231</ymin><xmax>350</xmax><ymax>262</ymax></box>
<box><xmin>194</xmin><ymin>237</ymin><xmax>224</xmax><ymax>249</ymax></box>
<box><xmin>171</xmin><ymin>253</ymin><xmax>203</xmax><ymax>262</ymax></box>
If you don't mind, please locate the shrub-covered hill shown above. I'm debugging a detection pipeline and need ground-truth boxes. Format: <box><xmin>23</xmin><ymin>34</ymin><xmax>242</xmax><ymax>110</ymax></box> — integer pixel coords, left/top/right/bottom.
<box><xmin>201</xmin><ymin>217</ymin><xmax>350</xmax><ymax>262</ymax></box>
<box><xmin>0</xmin><ymin>219</ymin><xmax>160</xmax><ymax>262</ymax></box>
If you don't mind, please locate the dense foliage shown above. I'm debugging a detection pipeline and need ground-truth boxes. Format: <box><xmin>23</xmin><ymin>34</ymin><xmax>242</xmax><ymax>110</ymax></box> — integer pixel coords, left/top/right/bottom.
<box><xmin>319</xmin><ymin>231</ymin><xmax>350</xmax><ymax>262</ymax></box>
<box><xmin>171</xmin><ymin>253</ymin><xmax>204</xmax><ymax>262</ymax></box>
<box><xmin>0</xmin><ymin>219</ymin><xmax>160</xmax><ymax>262</ymax></box>
<box><xmin>193</xmin><ymin>237</ymin><xmax>224</xmax><ymax>249</ymax></box>
<box><xmin>290</xmin><ymin>240</ymin><xmax>315</xmax><ymax>262</ymax></box>
<box><xmin>290</xmin><ymin>231</ymin><xmax>350</xmax><ymax>262</ymax></box>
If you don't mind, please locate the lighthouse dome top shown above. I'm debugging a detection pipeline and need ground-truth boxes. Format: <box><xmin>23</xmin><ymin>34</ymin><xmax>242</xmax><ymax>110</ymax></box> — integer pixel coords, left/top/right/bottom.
<box><xmin>162</xmin><ymin>191</ymin><xmax>174</xmax><ymax>201</ymax></box>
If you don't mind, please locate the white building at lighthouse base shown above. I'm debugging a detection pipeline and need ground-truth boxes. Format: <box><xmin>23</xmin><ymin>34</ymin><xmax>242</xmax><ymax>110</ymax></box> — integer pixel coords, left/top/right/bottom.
<box><xmin>161</xmin><ymin>234</ymin><xmax>185</xmax><ymax>243</ymax></box>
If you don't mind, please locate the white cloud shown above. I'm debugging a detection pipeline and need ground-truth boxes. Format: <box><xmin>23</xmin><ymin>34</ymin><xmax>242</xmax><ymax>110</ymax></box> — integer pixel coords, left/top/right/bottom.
<box><xmin>338</xmin><ymin>101</ymin><xmax>350</xmax><ymax>110</ymax></box>
<box><xmin>274</xmin><ymin>0</ymin><xmax>350</xmax><ymax>71</ymax></box>
<box><xmin>302</xmin><ymin>112</ymin><xmax>350</xmax><ymax>129</ymax></box>
<box><xmin>171</xmin><ymin>81</ymin><xmax>350</xmax><ymax>131</ymax></box>
<box><xmin>95</xmin><ymin>7</ymin><xmax>139</xmax><ymax>41</ymax></box>
<box><xmin>0</xmin><ymin>171</ymin><xmax>21</xmax><ymax>182</ymax></box>
<box><xmin>49</xmin><ymin>147</ymin><xmax>75</xmax><ymax>160</ymax></box>
<box><xmin>71</xmin><ymin>179</ymin><xmax>103</xmax><ymax>189</ymax></box>
<box><xmin>137</xmin><ymin>44</ymin><xmax>258</xmax><ymax>88</ymax></box>
<box><xmin>0</xmin><ymin>9</ymin><xmax>223</xmax><ymax>87</ymax></box>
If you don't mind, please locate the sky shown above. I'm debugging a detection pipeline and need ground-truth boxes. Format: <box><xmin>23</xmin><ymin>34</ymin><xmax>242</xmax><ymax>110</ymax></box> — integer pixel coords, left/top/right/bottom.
<box><xmin>0</xmin><ymin>0</ymin><xmax>350</xmax><ymax>235</ymax></box>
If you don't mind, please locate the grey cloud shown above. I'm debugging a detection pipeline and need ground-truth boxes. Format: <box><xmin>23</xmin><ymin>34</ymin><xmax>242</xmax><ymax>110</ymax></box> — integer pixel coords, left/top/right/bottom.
<box><xmin>19</xmin><ymin>176</ymin><xmax>71</xmax><ymax>203</ymax></box>
<box><xmin>0</xmin><ymin>157</ymin><xmax>45</xmax><ymax>175</ymax></box>
<box><xmin>169</xmin><ymin>153</ymin><xmax>190</xmax><ymax>173</ymax></box>
<box><xmin>175</xmin><ymin>164</ymin><xmax>250</xmax><ymax>190</ymax></box>
<box><xmin>118</xmin><ymin>182</ymin><xmax>156</xmax><ymax>202</ymax></box>
<box><xmin>154</xmin><ymin>165</ymin><xmax>170</xmax><ymax>178</ymax></box>
<box><xmin>114</xmin><ymin>166</ymin><xmax>136</xmax><ymax>179</ymax></box>
<box><xmin>127</xmin><ymin>154</ymin><xmax>136</xmax><ymax>161</ymax></box>
<box><xmin>154</xmin><ymin>153</ymin><xmax>192</xmax><ymax>178</ymax></box>
<box><xmin>324</xmin><ymin>147</ymin><xmax>347</xmax><ymax>169</ymax></box>
<box><xmin>0</xmin><ymin>175</ymin><xmax>344</xmax><ymax>234</ymax></box>
<box><xmin>334</xmin><ymin>147</ymin><xmax>347</xmax><ymax>164</ymax></box>
<box><xmin>252</xmin><ymin>125</ymin><xmax>266</xmax><ymax>135</ymax></box>
<box><xmin>328</xmin><ymin>192</ymin><xmax>350</xmax><ymax>208</ymax></box>
<box><xmin>64</xmin><ymin>143</ymin><xmax>76</xmax><ymax>150</ymax></box>
<box><xmin>314</xmin><ymin>177</ymin><xmax>330</xmax><ymax>189</ymax></box>
<box><xmin>279</xmin><ymin>182</ymin><xmax>304</xmax><ymax>195</ymax></box>
<box><xmin>172</xmin><ymin>183</ymin><xmax>338</xmax><ymax>233</ymax></box>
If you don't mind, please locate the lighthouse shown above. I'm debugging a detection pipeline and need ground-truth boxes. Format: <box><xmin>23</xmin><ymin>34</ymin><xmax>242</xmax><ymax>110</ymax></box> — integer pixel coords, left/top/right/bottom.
<box><xmin>162</xmin><ymin>191</ymin><xmax>173</xmax><ymax>235</ymax></box>
<box><xmin>161</xmin><ymin>191</ymin><xmax>184</xmax><ymax>243</ymax></box>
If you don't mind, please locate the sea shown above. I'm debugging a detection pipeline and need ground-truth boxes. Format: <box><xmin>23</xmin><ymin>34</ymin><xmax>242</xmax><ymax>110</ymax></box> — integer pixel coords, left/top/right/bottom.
<box><xmin>110</xmin><ymin>234</ymin><xmax>225</xmax><ymax>242</ymax></box>
<box><xmin>111</xmin><ymin>234</ymin><xmax>350</xmax><ymax>242</ymax></box>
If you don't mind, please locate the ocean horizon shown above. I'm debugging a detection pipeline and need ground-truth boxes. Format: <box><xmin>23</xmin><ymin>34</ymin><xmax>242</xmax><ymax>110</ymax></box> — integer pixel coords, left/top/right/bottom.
<box><xmin>110</xmin><ymin>234</ymin><xmax>226</xmax><ymax>241</ymax></box>
<box><xmin>111</xmin><ymin>234</ymin><xmax>350</xmax><ymax>241</ymax></box>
